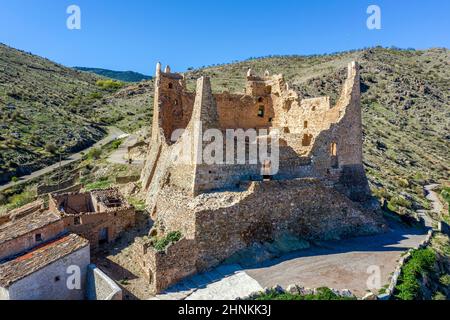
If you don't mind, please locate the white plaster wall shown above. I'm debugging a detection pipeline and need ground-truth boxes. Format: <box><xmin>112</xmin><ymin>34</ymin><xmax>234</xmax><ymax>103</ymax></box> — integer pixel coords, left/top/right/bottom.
<box><xmin>6</xmin><ymin>245</ymin><xmax>90</xmax><ymax>300</ymax></box>
<box><xmin>0</xmin><ymin>287</ymin><xmax>10</xmax><ymax>300</ymax></box>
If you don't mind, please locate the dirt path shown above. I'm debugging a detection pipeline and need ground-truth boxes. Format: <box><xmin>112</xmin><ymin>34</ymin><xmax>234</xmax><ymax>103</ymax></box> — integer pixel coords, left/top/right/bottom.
<box><xmin>424</xmin><ymin>184</ymin><xmax>444</xmax><ymax>215</ymax></box>
<box><xmin>417</xmin><ymin>184</ymin><xmax>444</xmax><ymax>227</ymax></box>
<box><xmin>0</xmin><ymin>126</ymin><xmax>125</xmax><ymax>193</ymax></box>
<box><xmin>107</xmin><ymin>134</ymin><xmax>144</xmax><ymax>166</ymax></box>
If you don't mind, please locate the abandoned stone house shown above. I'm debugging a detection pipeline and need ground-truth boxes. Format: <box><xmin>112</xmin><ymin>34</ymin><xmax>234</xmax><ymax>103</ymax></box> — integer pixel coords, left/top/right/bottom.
<box><xmin>136</xmin><ymin>61</ymin><xmax>387</xmax><ymax>294</ymax></box>
<box><xmin>0</xmin><ymin>209</ymin><xmax>91</xmax><ymax>300</ymax></box>
<box><xmin>0</xmin><ymin>189</ymin><xmax>130</xmax><ymax>300</ymax></box>
<box><xmin>49</xmin><ymin>189</ymin><xmax>135</xmax><ymax>250</ymax></box>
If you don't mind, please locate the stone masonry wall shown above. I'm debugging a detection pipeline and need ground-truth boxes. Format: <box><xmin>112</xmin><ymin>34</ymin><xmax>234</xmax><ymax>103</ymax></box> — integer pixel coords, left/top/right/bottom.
<box><xmin>192</xmin><ymin>179</ymin><xmax>386</xmax><ymax>270</ymax></box>
<box><xmin>61</xmin><ymin>207</ymin><xmax>135</xmax><ymax>251</ymax></box>
<box><xmin>133</xmin><ymin>238</ymin><xmax>197</xmax><ymax>294</ymax></box>
<box><xmin>0</xmin><ymin>219</ymin><xmax>65</xmax><ymax>261</ymax></box>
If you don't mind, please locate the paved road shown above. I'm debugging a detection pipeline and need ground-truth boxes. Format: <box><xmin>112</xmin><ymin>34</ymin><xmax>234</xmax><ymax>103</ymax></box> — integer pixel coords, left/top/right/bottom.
<box><xmin>107</xmin><ymin>134</ymin><xmax>144</xmax><ymax>166</ymax></box>
<box><xmin>155</xmin><ymin>220</ymin><xmax>429</xmax><ymax>300</ymax></box>
<box><xmin>245</xmin><ymin>221</ymin><xmax>429</xmax><ymax>298</ymax></box>
<box><xmin>0</xmin><ymin>127</ymin><xmax>125</xmax><ymax>193</ymax></box>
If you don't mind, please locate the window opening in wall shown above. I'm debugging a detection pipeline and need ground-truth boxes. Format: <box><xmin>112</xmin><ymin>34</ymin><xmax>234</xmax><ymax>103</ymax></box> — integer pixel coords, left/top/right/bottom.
<box><xmin>148</xmin><ymin>270</ymin><xmax>154</xmax><ymax>285</ymax></box>
<box><xmin>258</xmin><ymin>97</ymin><xmax>264</xmax><ymax>103</ymax></box>
<box><xmin>74</xmin><ymin>216</ymin><xmax>81</xmax><ymax>226</ymax></box>
<box><xmin>99</xmin><ymin>228</ymin><xmax>109</xmax><ymax>245</ymax></box>
<box><xmin>54</xmin><ymin>276</ymin><xmax>61</xmax><ymax>282</ymax></box>
<box><xmin>312</xmin><ymin>106</ymin><xmax>316</xmax><ymax>111</ymax></box>
<box><xmin>168</xmin><ymin>83</ymin><xmax>173</xmax><ymax>89</ymax></box>
<box><xmin>258</xmin><ymin>106</ymin><xmax>265</xmax><ymax>118</ymax></box>
<box><xmin>331</xmin><ymin>142</ymin><xmax>337</xmax><ymax>156</ymax></box>
<box><xmin>304</xmin><ymin>121</ymin><xmax>308</xmax><ymax>129</ymax></box>
<box><xmin>35</xmin><ymin>233</ymin><xmax>43</xmax><ymax>242</ymax></box>
<box><xmin>331</xmin><ymin>142</ymin><xmax>339</xmax><ymax>168</ymax></box>
<box><xmin>262</xmin><ymin>160</ymin><xmax>273</xmax><ymax>181</ymax></box>
<box><xmin>302</xmin><ymin>134</ymin><xmax>312</xmax><ymax>147</ymax></box>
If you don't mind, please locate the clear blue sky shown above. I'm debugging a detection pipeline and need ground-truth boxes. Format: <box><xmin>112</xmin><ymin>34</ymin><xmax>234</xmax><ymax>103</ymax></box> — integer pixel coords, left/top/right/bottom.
<box><xmin>1</xmin><ymin>0</ymin><xmax>449</xmax><ymax>74</ymax></box>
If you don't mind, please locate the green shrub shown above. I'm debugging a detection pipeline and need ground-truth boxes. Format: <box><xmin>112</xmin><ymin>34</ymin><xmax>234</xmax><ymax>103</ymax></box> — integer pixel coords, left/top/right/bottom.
<box><xmin>439</xmin><ymin>274</ymin><xmax>450</xmax><ymax>286</ymax></box>
<box><xmin>96</xmin><ymin>79</ymin><xmax>124</xmax><ymax>90</ymax></box>
<box><xmin>111</xmin><ymin>140</ymin><xmax>122</xmax><ymax>150</ymax></box>
<box><xmin>255</xmin><ymin>287</ymin><xmax>356</xmax><ymax>301</ymax></box>
<box><xmin>152</xmin><ymin>231</ymin><xmax>182</xmax><ymax>252</ymax></box>
<box><xmin>86</xmin><ymin>148</ymin><xmax>102</xmax><ymax>160</ymax></box>
<box><xmin>11</xmin><ymin>176</ymin><xmax>19</xmax><ymax>183</ymax></box>
<box><xmin>395</xmin><ymin>248</ymin><xmax>436</xmax><ymax>300</ymax></box>
<box><xmin>84</xmin><ymin>179</ymin><xmax>112</xmax><ymax>191</ymax></box>
<box><xmin>388</xmin><ymin>196</ymin><xmax>412</xmax><ymax>211</ymax></box>
<box><xmin>88</xmin><ymin>92</ymin><xmax>103</xmax><ymax>99</ymax></box>
<box><xmin>45</xmin><ymin>142</ymin><xmax>58</xmax><ymax>154</ymax></box>
<box><xmin>372</xmin><ymin>187</ymin><xmax>390</xmax><ymax>200</ymax></box>
<box><xmin>396</xmin><ymin>177</ymin><xmax>410</xmax><ymax>188</ymax></box>
<box><xmin>7</xmin><ymin>189</ymin><xmax>36</xmax><ymax>210</ymax></box>
<box><xmin>433</xmin><ymin>292</ymin><xmax>446</xmax><ymax>300</ymax></box>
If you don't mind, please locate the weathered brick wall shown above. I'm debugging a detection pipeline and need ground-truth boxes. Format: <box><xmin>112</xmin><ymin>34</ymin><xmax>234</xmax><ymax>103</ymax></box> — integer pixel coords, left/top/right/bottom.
<box><xmin>115</xmin><ymin>175</ymin><xmax>140</xmax><ymax>184</ymax></box>
<box><xmin>0</xmin><ymin>220</ymin><xmax>65</xmax><ymax>261</ymax></box>
<box><xmin>7</xmin><ymin>200</ymin><xmax>44</xmax><ymax>221</ymax></box>
<box><xmin>37</xmin><ymin>177</ymin><xmax>77</xmax><ymax>195</ymax></box>
<box><xmin>50</xmin><ymin>193</ymin><xmax>93</xmax><ymax>214</ymax></box>
<box><xmin>62</xmin><ymin>208</ymin><xmax>135</xmax><ymax>251</ymax></box>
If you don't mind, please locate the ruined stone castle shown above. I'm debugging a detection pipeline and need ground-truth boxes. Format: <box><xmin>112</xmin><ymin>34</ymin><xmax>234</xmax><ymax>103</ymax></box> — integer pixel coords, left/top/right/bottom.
<box><xmin>136</xmin><ymin>61</ymin><xmax>386</xmax><ymax>293</ymax></box>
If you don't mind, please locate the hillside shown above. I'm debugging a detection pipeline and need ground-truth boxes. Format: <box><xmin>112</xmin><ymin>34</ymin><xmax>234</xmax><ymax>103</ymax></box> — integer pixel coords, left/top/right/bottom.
<box><xmin>74</xmin><ymin>67</ymin><xmax>152</xmax><ymax>82</ymax></box>
<box><xmin>0</xmin><ymin>44</ymin><xmax>135</xmax><ymax>183</ymax></box>
<box><xmin>1</xmin><ymin>45</ymin><xmax>449</xmax><ymax>220</ymax></box>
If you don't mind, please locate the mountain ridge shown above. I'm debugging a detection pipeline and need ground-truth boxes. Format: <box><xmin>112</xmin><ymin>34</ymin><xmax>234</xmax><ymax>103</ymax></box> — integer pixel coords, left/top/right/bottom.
<box><xmin>73</xmin><ymin>67</ymin><xmax>152</xmax><ymax>82</ymax></box>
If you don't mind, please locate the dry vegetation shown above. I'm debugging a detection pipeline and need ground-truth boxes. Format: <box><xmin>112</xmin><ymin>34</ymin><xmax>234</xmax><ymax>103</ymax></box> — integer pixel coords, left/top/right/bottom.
<box><xmin>1</xmin><ymin>45</ymin><xmax>449</xmax><ymax>220</ymax></box>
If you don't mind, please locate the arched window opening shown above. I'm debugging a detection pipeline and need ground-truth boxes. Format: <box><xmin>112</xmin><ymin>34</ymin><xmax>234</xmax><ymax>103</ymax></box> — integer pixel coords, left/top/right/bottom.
<box><xmin>304</xmin><ymin>121</ymin><xmax>308</xmax><ymax>129</ymax></box>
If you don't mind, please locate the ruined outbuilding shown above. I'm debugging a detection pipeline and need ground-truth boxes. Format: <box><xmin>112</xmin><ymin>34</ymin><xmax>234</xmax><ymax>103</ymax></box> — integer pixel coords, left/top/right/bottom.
<box><xmin>0</xmin><ymin>188</ymin><xmax>132</xmax><ymax>300</ymax></box>
<box><xmin>137</xmin><ymin>62</ymin><xmax>386</xmax><ymax>293</ymax></box>
<box><xmin>49</xmin><ymin>189</ymin><xmax>135</xmax><ymax>250</ymax></box>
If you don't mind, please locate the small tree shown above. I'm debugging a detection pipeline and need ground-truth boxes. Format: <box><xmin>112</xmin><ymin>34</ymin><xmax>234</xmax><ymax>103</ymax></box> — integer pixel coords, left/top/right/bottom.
<box><xmin>45</xmin><ymin>142</ymin><xmax>58</xmax><ymax>154</ymax></box>
<box><xmin>87</xmin><ymin>148</ymin><xmax>102</xmax><ymax>160</ymax></box>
